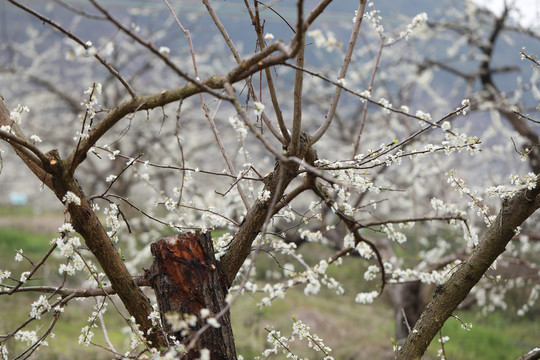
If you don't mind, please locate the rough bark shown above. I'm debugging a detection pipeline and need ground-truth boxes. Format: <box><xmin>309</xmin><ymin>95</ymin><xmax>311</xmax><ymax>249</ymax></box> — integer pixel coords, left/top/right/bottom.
<box><xmin>397</xmin><ymin>187</ymin><xmax>540</xmax><ymax>359</ymax></box>
<box><xmin>146</xmin><ymin>232</ymin><xmax>236</xmax><ymax>359</ymax></box>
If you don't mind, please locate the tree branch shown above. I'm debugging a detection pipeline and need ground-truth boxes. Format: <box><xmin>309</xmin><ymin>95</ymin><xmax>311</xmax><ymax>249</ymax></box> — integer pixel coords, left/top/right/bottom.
<box><xmin>397</xmin><ymin>186</ymin><xmax>540</xmax><ymax>359</ymax></box>
<box><xmin>7</xmin><ymin>0</ymin><xmax>136</xmax><ymax>97</ymax></box>
<box><xmin>312</xmin><ymin>0</ymin><xmax>367</xmax><ymax>144</ymax></box>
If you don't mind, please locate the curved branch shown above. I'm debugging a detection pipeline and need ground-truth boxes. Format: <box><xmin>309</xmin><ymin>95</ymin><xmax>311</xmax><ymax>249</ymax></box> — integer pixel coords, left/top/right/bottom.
<box><xmin>0</xmin><ymin>129</ymin><xmax>49</xmax><ymax>165</ymax></box>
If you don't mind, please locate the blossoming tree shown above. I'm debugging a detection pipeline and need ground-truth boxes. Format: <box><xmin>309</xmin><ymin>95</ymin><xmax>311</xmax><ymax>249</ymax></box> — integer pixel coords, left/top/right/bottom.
<box><xmin>0</xmin><ymin>0</ymin><xmax>539</xmax><ymax>359</ymax></box>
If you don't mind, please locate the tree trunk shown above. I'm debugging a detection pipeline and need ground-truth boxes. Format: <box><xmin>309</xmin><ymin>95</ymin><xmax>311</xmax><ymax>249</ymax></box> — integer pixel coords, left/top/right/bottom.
<box><xmin>386</xmin><ymin>281</ymin><xmax>425</xmax><ymax>342</ymax></box>
<box><xmin>146</xmin><ymin>232</ymin><xmax>237</xmax><ymax>359</ymax></box>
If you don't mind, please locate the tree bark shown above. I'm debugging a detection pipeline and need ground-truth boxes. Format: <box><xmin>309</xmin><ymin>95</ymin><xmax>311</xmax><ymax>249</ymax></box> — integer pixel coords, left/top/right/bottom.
<box><xmin>397</xmin><ymin>187</ymin><xmax>540</xmax><ymax>359</ymax></box>
<box><xmin>146</xmin><ymin>232</ymin><xmax>237</xmax><ymax>359</ymax></box>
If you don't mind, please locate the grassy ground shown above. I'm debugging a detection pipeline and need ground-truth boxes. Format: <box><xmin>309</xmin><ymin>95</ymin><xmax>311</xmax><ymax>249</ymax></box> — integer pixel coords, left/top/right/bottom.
<box><xmin>0</xmin><ymin>210</ymin><xmax>538</xmax><ymax>359</ymax></box>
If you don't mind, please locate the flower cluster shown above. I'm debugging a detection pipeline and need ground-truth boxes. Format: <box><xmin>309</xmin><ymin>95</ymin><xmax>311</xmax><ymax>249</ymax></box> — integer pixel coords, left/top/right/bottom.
<box><xmin>62</xmin><ymin>191</ymin><xmax>81</xmax><ymax>206</ymax></box>
<box><xmin>9</xmin><ymin>104</ymin><xmax>30</xmax><ymax>125</ymax></box>
<box><xmin>307</xmin><ymin>29</ymin><xmax>341</xmax><ymax>52</ymax></box>
<box><xmin>104</xmin><ymin>203</ymin><xmax>120</xmax><ymax>241</ymax></box>
<box><xmin>355</xmin><ymin>290</ymin><xmax>379</xmax><ymax>304</ymax></box>
<box><xmin>364</xmin><ymin>2</ymin><xmax>384</xmax><ymax>34</ymax></box>
<box><xmin>229</xmin><ymin>115</ymin><xmax>247</xmax><ymax>140</ymax></box>
<box><xmin>262</xmin><ymin>318</ymin><xmax>333</xmax><ymax>359</ymax></box>
<box><xmin>253</xmin><ymin>101</ymin><xmax>265</xmax><ymax>116</ymax></box>
<box><xmin>29</xmin><ymin>295</ymin><xmax>51</xmax><ymax>320</ymax></box>
<box><xmin>79</xmin><ymin>301</ymin><xmax>108</xmax><ymax>346</ymax></box>
<box><xmin>14</xmin><ymin>330</ymin><xmax>47</xmax><ymax>347</ymax></box>
<box><xmin>75</xmin><ymin>83</ymin><xmax>102</xmax><ymax>141</ymax></box>
<box><xmin>386</xmin><ymin>12</ymin><xmax>428</xmax><ymax>45</ymax></box>
<box><xmin>65</xmin><ymin>40</ymin><xmax>96</xmax><ymax>60</ymax></box>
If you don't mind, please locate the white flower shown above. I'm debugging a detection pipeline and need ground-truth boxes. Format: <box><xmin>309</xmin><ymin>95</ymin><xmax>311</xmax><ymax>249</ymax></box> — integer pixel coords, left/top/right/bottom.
<box><xmin>441</xmin><ymin>121</ymin><xmax>451</xmax><ymax>130</ymax></box>
<box><xmin>253</xmin><ymin>101</ymin><xmax>265</xmax><ymax>116</ymax></box>
<box><xmin>359</xmin><ymin>90</ymin><xmax>371</xmax><ymax>98</ymax></box>
<box><xmin>307</xmin><ymin>29</ymin><xmax>340</xmax><ymax>51</ymax></box>
<box><xmin>105</xmin><ymin>175</ymin><xmax>117</xmax><ymax>182</ymax></box>
<box><xmin>20</xmin><ymin>271</ymin><xmax>31</xmax><ymax>283</ymax></box>
<box><xmin>62</xmin><ymin>191</ymin><xmax>81</xmax><ymax>206</ymax></box>
<box><xmin>343</xmin><ymin>233</ymin><xmax>355</xmax><ymax>248</ymax></box>
<box><xmin>103</xmin><ymin>42</ymin><xmax>114</xmax><ymax>56</ymax></box>
<box><xmin>30</xmin><ymin>295</ymin><xmax>52</xmax><ymax>319</ymax></box>
<box><xmin>438</xmin><ymin>335</ymin><xmax>450</xmax><ymax>343</ymax></box>
<box><xmin>415</xmin><ymin>109</ymin><xmax>432</xmax><ymax>121</ymax></box>
<box><xmin>58</xmin><ymin>263</ymin><xmax>76</xmax><ymax>276</ymax></box>
<box><xmin>30</xmin><ymin>134</ymin><xmax>42</xmax><ymax>143</ymax></box>
<box><xmin>108</xmin><ymin>150</ymin><xmax>120</xmax><ymax>160</ymax></box>
<box><xmin>78</xmin><ymin>326</ymin><xmax>94</xmax><ymax>346</ymax></box>
<box><xmin>355</xmin><ymin>290</ymin><xmax>379</xmax><ymax>304</ymax></box>
<box><xmin>353</xmin><ymin>10</ymin><xmax>359</xmax><ymax>23</ymax></box>
<box><xmin>461</xmin><ymin>98</ymin><xmax>470</xmax><ymax>106</ymax></box>
<box><xmin>257</xmin><ymin>189</ymin><xmax>271</xmax><ymax>202</ymax></box>
<box><xmin>400</xmin><ymin>105</ymin><xmax>410</xmax><ymax>113</ymax></box>
<box><xmin>148</xmin><ymin>310</ymin><xmax>161</xmax><ymax>326</ymax></box>
<box><xmin>0</xmin><ymin>269</ymin><xmax>12</xmax><ymax>280</ymax></box>
<box><xmin>15</xmin><ymin>250</ymin><xmax>23</xmax><ymax>262</ymax></box>
<box><xmin>264</xmin><ymin>33</ymin><xmax>274</xmax><ymax>40</ymax></box>
<box><xmin>379</xmin><ymin>98</ymin><xmax>392</xmax><ymax>113</ymax></box>
<box><xmin>200</xmin><ymin>308</ymin><xmax>211</xmax><ymax>318</ymax></box>
<box><xmin>229</xmin><ymin>116</ymin><xmax>247</xmax><ymax>140</ymax></box>
<box><xmin>199</xmin><ymin>349</ymin><xmax>210</xmax><ymax>360</ymax></box>
<box><xmin>337</xmin><ymin>78</ymin><xmax>347</xmax><ymax>86</ymax></box>
<box><xmin>159</xmin><ymin>46</ymin><xmax>171</xmax><ymax>56</ymax></box>
<box><xmin>14</xmin><ymin>330</ymin><xmax>39</xmax><ymax>345</ymax></box>
<box><xmin>9</xmin><ymin>104</ymin><xmax>30</xmax><ymax>125</ymax></box>
<box><xmin>58</xmin><ymin>223</ymin><xmax>75</xmax><ymax>233</ymax></box>
<box><xmin>207</xmin><ymin>317</ymin><xmax>221</xmax><ymax>328</ymax></box>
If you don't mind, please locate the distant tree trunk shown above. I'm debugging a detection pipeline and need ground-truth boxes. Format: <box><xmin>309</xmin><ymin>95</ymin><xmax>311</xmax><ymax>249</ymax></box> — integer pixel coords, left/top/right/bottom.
<box><xmin>146</xmin><ymin>232</ymin><xmax>237</xmax><ymax>359</ymax></box>
<box><xmin>386</xmin><ymin>281</ymin><xmax>425</xmax><ymax>342</ymax></box>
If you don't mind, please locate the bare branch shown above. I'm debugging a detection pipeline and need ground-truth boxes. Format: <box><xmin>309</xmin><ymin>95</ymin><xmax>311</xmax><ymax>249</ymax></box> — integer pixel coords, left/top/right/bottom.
<box><xmin>353</xmin><ymin>37</ymin><xmax>384</xmax><ymax>157</ymax></box>
<box><xmin>289</xmin><ymin>29</ymin><xmax>306</xmax><ymax>155</ymax></box>
<box><xmin>312</xmin><ymin>0</ymin><xmax>368</xmax><ymax>144</ymax></box>
<box><xmin>7</xmin><ymin>0</ymin><xmax>136</xmax><ymax>97</ymax></box>
<box><xmin>203</xmin><ymin>0</ymin><xmax>286</xmax><ymax>143</ymax></box>
<box><xmin>88</xmin><ymin>0</ymin><xmax>228</xmax><ymax>101</ymax></box>
<box><xmin>0</xmin><ymin>276</ymin><xmax>150</xmax><ymax>297</ymax></box>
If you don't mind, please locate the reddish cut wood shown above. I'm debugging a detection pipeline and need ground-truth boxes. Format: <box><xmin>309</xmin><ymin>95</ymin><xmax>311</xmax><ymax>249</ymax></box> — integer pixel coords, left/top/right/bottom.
<box><xmin>146</xmin><ymin>232</ymin><xmax>236</xmax><ymax>359</ymax></box>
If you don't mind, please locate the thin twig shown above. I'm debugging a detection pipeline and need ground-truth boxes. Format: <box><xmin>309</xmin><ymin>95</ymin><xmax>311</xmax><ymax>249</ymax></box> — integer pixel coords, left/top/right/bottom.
<box><xmin>203</xmin><ymin>0</ymin><xmax>285</xmax><ymax>143</ymax></box>
<box><xmin>7</xmin><ymin>0</ymin><xmax>136</xmax><ymax>97</ymax></box>
<box><xmin>311</xmin><ymin>0</ymin><xmax>368</xmax><ymax>143</ymax></box>
<box><xmin>352</xmin><ymin>36</ymin><xmax>384</xmax><ymax>157</ymax></box>
<box><xmin>88</xmin><ymin>0</ymin><xmax>228</xmax><ymax>100</ymax></box>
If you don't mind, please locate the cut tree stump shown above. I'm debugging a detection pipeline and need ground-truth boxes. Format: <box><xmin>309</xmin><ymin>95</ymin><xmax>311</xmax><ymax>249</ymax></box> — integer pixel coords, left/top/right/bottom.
<box><xmin>146</xmin><ymin>232</ymin><xmax>236</xmax><ymax>359</ymax></box>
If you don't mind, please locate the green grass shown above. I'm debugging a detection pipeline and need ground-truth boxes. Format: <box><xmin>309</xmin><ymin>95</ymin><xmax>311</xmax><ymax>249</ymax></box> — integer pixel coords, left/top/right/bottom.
<box><xmin>231</xmin><ymin>286</ymin><xmax>396</xmax><ymax>359</ymax></box>
<box><xmin>425</xmin><ymin>310</ymin><xmax>538</xmax><ymax>360</ymax></box>
<box><xmin>0</xmin><ymin>227</ymin><xmax>53</xmax><ymax>254</ymax></box>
